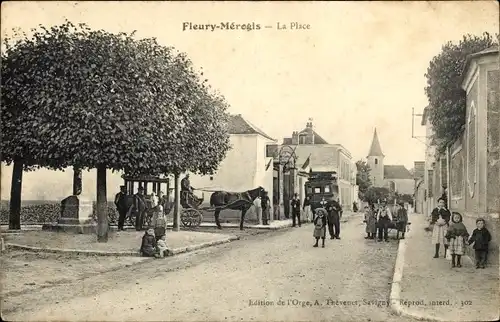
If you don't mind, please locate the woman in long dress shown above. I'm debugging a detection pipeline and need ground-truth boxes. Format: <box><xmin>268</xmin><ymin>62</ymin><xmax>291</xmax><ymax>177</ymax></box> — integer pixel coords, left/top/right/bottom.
<box><xmin>303</xmin><ymin>195</ymin><xmax>313</xmax><ymax>223</ymax></box>
<box><xmin>429</xmin><ymin>197</ymin><xmax>451</xmax><ymax>258</ymax></box>
<box><xmin>313</xmin><ymin>208</ymin><xmax>327</xmax><ymax>248</ymax></box>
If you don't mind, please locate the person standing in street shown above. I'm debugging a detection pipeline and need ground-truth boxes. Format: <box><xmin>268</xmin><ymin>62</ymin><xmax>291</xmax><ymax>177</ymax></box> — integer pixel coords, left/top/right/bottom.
<box><xmin>395</xmin><ymin>202</ymin><xmax>408</xmax><ymax>239</ymax></box>
<box><xmin>376</xmin><ymin>200</ymin><xmax>392</xmax><ymax>242</ymax></box>
<box><xmin>114</xmin><ymin>185</ymin><xmax>128</xmax><ymax>231</ymax></box>
<box><xmin>134</xmin><ymin>186</ymin><xmax>147</xmax><ymax>231</ymax></box>
<box><xmin>291</xmin><ymin>193</ymin><xmax>301</xmax><ymax>227</ymax></box>
<box><xmin>303</xmin><ymin>195</ymin><xmax>312</xmax><ymax>223</ymax></box>
<box><xmin>363</xmin><ymin>204</ymin><xmax>377</xmax><ymax>239</ymax></box>
<box><xmin>313</xmin><ymin>208</ymin><xmax>327</xmax><ymax>247</ymax></box>
<box><xmin>445</xmin><ymin>212</ymin><xmax>469</xmax><ymax>268</ymax></box>
<box><xmin>261</xmin><ymin>191</ymin><xmax>270</xmax><ymax>225</ymax></box>
<box><xmin>468</xmin><ymin>218</ymin><xmax>492</xmax><ymax>269</ymax></box>
<box><xmin>429</xmin><ymin>197</ymin><xmax>451</xmax><ymax>258</ymax></box>
<box><xmin>327</xmin><ymin>198</ymin><xmax>343</xmax><ymax>239</ymax></box>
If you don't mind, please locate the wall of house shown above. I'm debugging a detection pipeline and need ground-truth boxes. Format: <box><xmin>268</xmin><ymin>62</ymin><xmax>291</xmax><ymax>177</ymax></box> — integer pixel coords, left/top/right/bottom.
<box><xmin>189</xmin><ymin>134</ymin><xmax>258</xmax><ymax>196</ymax></box>
<box><xmin>383</xmin><ymin>179</ymin><xmax>414</xmax><ymax>195</ymax></box>
<box><xmin>449</xmin><ymin>57</ymin><xmax>499</xmax><ymax>264</ymax></box>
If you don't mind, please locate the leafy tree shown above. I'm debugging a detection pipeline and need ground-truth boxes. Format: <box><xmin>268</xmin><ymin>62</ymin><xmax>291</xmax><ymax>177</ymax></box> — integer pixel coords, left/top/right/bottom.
<box><xmin>1</xmin><ymin>21</ymin><xmax>230</xmax><ymax>239</ymax></box>
<box><xmin>363</xmin><ymin>186</ymin><xmax>390</xmax><ymax>204</ymax></box>
<box><xmin>355</xmin><ymin>160</ymin><xmax>372</xmax><ymax>200</ymax></box>
<box><xmin>424</xmin><ymin>32</ymin><xmax>498</xmax><ymax>155</ymax></box>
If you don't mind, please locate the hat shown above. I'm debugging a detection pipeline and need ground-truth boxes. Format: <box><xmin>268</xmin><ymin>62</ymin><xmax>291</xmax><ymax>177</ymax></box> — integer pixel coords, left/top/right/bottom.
<box><xmin>138</xmin><ymin>186</ymin><xmax>145</xmax><ymax>191</ymax></box>
<box><xmin>120</xmin><ymin>185</ymin><xmax>126</xmax><ymax>189</ymax></box>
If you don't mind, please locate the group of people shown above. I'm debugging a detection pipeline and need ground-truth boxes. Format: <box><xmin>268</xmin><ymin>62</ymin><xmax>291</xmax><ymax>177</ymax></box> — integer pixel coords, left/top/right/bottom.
<box><xmin>428</xmin><ymin>197</ymin><xmax>491</xmax><ymax>269</ymax></box>
<box><xmin>114</xmin><ymin>185</ymin><xmax>172</xmax><ymax>231</ymax></box>
<box><xmin>362</xmin><ymin>200</ymin><xmax>409</xmax><ymax>242</ymax></box>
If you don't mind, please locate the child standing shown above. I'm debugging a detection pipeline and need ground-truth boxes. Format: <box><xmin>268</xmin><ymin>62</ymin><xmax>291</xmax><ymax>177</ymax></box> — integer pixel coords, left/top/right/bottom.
<box><xmin>468</xmin><ymin>218</ymin><xmax>492</xmax><ymax>269</ymax></box>
<box><xmin>363</xmin><ymin>205</ymin><xmax>377</xmax><ymax>239</ymax></box>
<box><xmin>313</xmin><ymin>208</ymin><xmax>327</xmax><ymax>248</ymax></box>
<box><xmin>445</xmin><ymin>212</ymin><xmax>469</xmax><ymax>268</ymax></box>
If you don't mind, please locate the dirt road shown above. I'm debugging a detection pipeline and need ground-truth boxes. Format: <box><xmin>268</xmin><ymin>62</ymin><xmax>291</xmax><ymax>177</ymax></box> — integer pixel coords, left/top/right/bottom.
<box><xmin>3</xmin><ymin>216</ymin><xmax>414</xmax><ymax>321</ymax></box>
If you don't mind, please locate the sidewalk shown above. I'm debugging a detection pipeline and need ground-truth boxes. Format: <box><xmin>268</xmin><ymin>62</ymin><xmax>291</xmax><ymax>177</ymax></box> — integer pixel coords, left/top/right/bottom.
<box><xmin>3</xmin><ymin>229</ymin><xmax>238</xmax><ymax>257</ymax></box>
<box><xmin>1</xmin><ymin>211</ymin><xmax>357</xmax><ymax>232</ymax></box>
<box><xmin>391</xmin><ymin>213</ymin><xmax>499</xmax><ymax>321</ymax></box>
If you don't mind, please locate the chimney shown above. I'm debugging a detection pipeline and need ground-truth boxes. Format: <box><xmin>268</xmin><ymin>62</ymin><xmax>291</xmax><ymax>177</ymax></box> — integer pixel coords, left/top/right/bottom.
<box><xmin>291</xmin><ymin>131</ymin><xmax>299</xmax><ymax>145</ymax></box>
<box><xmin>305</xmin><ymin>121</ymin><xmax>314</xmax><ymax>144</ymax></box>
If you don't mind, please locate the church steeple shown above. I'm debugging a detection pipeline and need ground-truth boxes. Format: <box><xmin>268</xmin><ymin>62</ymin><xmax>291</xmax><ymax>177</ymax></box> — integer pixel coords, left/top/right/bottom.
<box><xmin>367</xmin><ymin>128</ymin><xmax>384</xmax><ymax>157</ymax></box>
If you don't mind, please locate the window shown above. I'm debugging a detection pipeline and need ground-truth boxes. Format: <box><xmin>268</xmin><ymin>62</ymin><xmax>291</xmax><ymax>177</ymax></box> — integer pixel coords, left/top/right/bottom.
<box><xmin>324</xmin><ymin>185</ymin><xmax>331</xmax><ymax>193</ymax></box>
<box><xmin>451</xmin><ymin>147</ymin><xmax>464</xmax><ymax>199</ymax></box>
<box><xmin>466</xmin><ymin>101</ymin><xmax>477</xmax><ymax>197</ymax></box>
<box><xmin>210</xmin><ymin>176</ymin><xmax>214</xmax><ymax>181</ymax></box>
<box><xmin>299</xmin><ymin>135</ymin><xmax>306</xmax><ymax>144</ymax></box>
<box><xmin>314</xmin><ymin>187</ymin><xmax>321</xmax><ymax>194</ymax></box>
<box><xmin>440</xmin><ymin>157</ymin><xmax>447</xmax><ymax>189</ymax></box>
<box><xmin>306</xmin><ymin>187</ymin><xmax>312</xmax><ymax>195</ymax></box>
<box><xmin>375</xmin><ymin>158</ymin><xmax>378</xmax><ymax>165</ymax></box>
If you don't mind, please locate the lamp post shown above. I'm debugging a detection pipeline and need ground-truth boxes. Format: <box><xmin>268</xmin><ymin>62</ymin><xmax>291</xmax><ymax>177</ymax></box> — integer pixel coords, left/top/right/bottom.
<box><xmin>277</xmin><ymin>145</ymin><xmax>298</xmax><ymax>220</ymax></box>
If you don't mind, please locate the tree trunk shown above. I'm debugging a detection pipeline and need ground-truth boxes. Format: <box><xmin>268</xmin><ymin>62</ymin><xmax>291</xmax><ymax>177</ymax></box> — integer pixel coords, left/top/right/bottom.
<box><xmin>96</xmin><ymin>165</ymin><xmax>108</xmax><ymax>242</ymax></box>
<box><xmin>9</xmin><ymin>159</ymin><xmax>23</xmax><ymax>230</ymax></box>
<box><xmin>173</xmin><ymin>173</ymin><xmax>180</xmax><ymax>232</ymax></box>
<box><xmin>73</xmin><ymin>167</ymin><xmax>82</xmax><ymax>195</ymax></box>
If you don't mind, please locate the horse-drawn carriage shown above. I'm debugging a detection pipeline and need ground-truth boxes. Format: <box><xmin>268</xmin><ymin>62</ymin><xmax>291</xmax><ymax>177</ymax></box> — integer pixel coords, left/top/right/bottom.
<box><xmin>179</xmin><ymin>187</ymin><xmax>265</xmax><ymax>230</ymax></box>
<box><xmin>120</xmin><ymin>174</ymin><xmax>266</xmax><ymax>230</ymax></box>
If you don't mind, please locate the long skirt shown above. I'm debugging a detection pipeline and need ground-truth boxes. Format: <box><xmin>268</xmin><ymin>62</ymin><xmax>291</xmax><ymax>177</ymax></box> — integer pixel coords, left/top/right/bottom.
<box><xmin>304</xmin><ymin>206</ymin><xmax>313</xmax><ymax>222</ymax></box>
<box><xmin>449</xmin><ymin>236</ymin><xmax>466</xmax><ymax>255</ymax></box>
<box><xmin>365</xmin><ymin>217</ymin><xmax>377</xmax><ymax>234</ymax></box>
<box><xmin>431</xmin><ymin>224</ymin><xmax>448</xmax><ymax>245</ymax></box>
<box><xmin>313</xmin><ymin>226</ymin><xmax>326</xmax><ymax>238</ymax></box>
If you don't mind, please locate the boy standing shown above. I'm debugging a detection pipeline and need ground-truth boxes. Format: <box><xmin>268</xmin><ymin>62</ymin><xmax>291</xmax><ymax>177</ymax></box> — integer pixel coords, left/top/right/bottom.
<box><xmin>468</xmin><ymin>218</ymin><xmax>492</xmax><ymax>269</ymax></box>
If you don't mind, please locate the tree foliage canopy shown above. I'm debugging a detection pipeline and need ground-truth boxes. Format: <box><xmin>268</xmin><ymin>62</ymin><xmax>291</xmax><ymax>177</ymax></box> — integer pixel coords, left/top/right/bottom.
<box><xmin>355</xmin><ymin>160</ymin><xmax>372</xmax><ymax>199</ymax></box>
<box><xmin>1</xmin><ymin>21</ymin><xmax>231</xmax><ymax>176</ymax></box>
<box><xmin>424</xmin><ymin>32</ymin><xmax>497</xmax><ymax>155</ymax></box>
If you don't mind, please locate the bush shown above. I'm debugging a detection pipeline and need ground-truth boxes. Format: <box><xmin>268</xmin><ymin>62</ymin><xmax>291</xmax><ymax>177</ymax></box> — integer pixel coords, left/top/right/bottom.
<box><xmin>0</xmin><ymin>201</ymin><xmax>118</xmax><ymax>224</ymax></box>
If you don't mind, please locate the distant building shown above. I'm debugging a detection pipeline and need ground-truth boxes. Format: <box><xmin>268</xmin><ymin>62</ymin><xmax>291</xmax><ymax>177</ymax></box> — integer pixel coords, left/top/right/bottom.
<box><xmin>271</xmin><ymin>121</ymin><xmax>358</xmax><ymax>213</ymax></box>
<box><xmin>366</xmin><ymin>128</ymin><xmax>414</xmax><ymax>195</ymax></box>
<box><xmin>189</xmin><ymin>113</ymin><xmax>276</xmax><ymax>203</ymax></box>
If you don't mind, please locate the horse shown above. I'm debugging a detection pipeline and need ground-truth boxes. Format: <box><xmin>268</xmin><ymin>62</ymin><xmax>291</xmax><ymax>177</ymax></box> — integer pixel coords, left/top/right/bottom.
<box><xmin>209</xmin><ymin>186</ymin><xmax>266</xmax><ymax>230</ymax></box>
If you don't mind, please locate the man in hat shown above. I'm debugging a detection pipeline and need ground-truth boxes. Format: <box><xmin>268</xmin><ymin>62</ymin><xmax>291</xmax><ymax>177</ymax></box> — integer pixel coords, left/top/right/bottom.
<box><xmin>376</xmin><ymin>200</ymin><xmax>393</xmax><ymax>242</ymax></box>
<box><xmin>133</xmin><ymin>186</ymin><xmax>147</xmax><ymax>231</ymax></box>
<box><xmin>395</xmin><ymin>202</ymin><xmax>408</xmax><ymax>239</ymax></box>
<box><xmin>181</xmin><ymin>174</ymin><xmax>195</xmax><ymax>207</ymax></box>
<box><xmin>114</xmin><ymin>185</ymin><xmax>128</xmax><ymax>231</ymax></box>
<box><xmin>327</xmin><ymin>197</ymin><xmax>343</xmax><ymax>239</ymax></box>
<box><xmin>291</xmin><ymin>193</ymin><xmax>301</xmax><ymax>227</ymax></box>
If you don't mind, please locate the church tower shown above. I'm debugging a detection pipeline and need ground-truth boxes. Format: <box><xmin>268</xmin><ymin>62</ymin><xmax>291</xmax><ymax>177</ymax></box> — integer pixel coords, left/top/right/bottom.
<box><xmin>367</xmin><ymin>128</ymin><xmax>385</xmax><ymax>187</ymax></box>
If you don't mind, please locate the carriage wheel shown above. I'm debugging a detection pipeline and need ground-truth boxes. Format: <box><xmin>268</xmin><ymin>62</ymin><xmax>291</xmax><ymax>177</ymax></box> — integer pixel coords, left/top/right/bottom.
<box><xmin>181</xmin><ymin>209</ymin><xmax>201</xmax><ymax>228</ymax></box>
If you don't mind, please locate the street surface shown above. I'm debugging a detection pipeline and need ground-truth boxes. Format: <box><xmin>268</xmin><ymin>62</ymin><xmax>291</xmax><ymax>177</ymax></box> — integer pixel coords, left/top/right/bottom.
<box><xmin>4</xmin><ymin>215</ymin><xmax>414</xmax><ymax>321</ymax></box>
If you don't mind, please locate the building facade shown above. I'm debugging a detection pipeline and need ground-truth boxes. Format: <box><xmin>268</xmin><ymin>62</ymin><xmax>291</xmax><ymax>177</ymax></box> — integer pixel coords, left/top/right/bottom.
<box><xmin>188</xmin><ymin>114</ymin><xmax>276</xmax><ymax>222</ymax></box>
<box><xmin>271</xmin><ymin>121</ymin><xmax>358</xmax><ymax>212</ymax></box>
<box><xmin>366</xmin><ymin>129</ymin><xmax>415</xmax><ymax>195</ymax></box>
<box><xmin>447</xmin><ymin>46</ymin><xmax>499</xmax><ymax>263</ymax></box>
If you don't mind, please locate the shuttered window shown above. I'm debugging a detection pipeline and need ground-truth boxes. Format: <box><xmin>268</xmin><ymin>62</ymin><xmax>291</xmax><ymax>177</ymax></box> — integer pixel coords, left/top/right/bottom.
<box><xmin>467</xmin><ymin>101</ymin><xmax>477</xmax><ymax>197</ymax></box>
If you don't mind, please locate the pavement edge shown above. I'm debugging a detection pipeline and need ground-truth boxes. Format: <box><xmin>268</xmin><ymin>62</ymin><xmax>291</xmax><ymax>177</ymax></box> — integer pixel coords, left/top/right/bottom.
<box><xmin>5</xmin><ymin>235</ymin><xmax>240</xmax><ymax>258</ymax></box>
<box><xmin>390</xmin><ymin>236</ymin><xmax>445</xmax><ymax>322</ymax></box>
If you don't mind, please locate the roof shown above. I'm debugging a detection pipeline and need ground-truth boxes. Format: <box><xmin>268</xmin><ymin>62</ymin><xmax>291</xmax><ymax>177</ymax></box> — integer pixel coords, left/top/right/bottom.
<box><xmin>462</xmin><ymin>45</ymin><xmax>499</xmax><ymax>85</ymax></box>
<box><xmin>384</xmin><ymin>165</ymin><xmax>413</xmax><ymax>180</ymax></box>
<box><xmin>228</xmin><ymin>114</ymin><xmax>276</xmax><ymax>141</ymax></box>
<box><xmin>367</xmin><ymin>128</ymin><xmax>384</xmax><ymax>157</ymax></box>
<box><xmin>297</xmin><ymin>129</ymin><xmax>329</xmax><ymax>144</ymax></box>
<box><xmin>292</xmin><ymin>145</ymin><xmax>341</xmax><ymax>172</ymax></box>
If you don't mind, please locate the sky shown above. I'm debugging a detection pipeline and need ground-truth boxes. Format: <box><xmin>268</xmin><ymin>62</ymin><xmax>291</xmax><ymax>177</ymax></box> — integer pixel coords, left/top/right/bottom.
<box><xmin>1</xmin><ymin>1</ymin><xmax>498</xmax><ymax>199</ymax></box>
